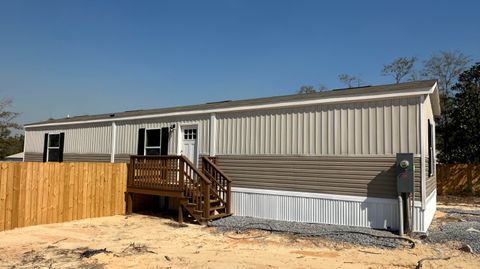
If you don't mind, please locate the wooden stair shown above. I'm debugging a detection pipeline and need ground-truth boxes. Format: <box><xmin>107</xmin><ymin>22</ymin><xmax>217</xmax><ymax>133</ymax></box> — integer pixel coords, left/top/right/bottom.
<box><xmin>179</xmin><ymin>156</ymin><xmax>232</xmax><ymax>224</ymax></box>
<box><xmin>126</xmin><ymin>155</ymin><xmax>232</xmax><ymax>225</ymax></box>
<box><xmin>182</xmin><ymin>196</ymin><xmax>231</xmax><ymax>223</ymax></box>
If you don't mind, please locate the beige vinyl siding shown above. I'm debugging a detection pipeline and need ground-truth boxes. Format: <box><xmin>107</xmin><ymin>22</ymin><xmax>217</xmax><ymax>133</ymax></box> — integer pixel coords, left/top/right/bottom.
<box><xmin>63</xmin><ymin>153</ymin><xmax>111</xmax><ymax>162</ymax></box>
<box><xmin>217</xmin><ymin>155</ymin><xmax>421</xmax><ymax>199</ymax></box>
<box><xmin>24</xmin><ymin>152</ymin><xmax>112</xmax><ymax>163</ymax></box>
<box><xmin>415</xmin><ymin>157</ymin><xmax>421</xmax><ymax>200</ymax></box>
<box><xmin>113</xmin><ymin>154</ymin><xmax>131</xmax><ymax>163</ymax></box>
<box><xmin>215</xmin><ymin>97</ymin><xmax>420</xmax><ymax>156</ymax></box>
<box><xmin>24</xmin><ymin>123</ymin><xmax>112</xmax><ymax>154</ymax></box>
<box><xmin>23</xmin><ymin>152</ymin><xmax>43</xmax><ymax>162</ymax></box>
<box><xmin>424</xmin><ymin>94</ymin><xmax>437</xmax><ymax>197</ymax></box>
<box><xmin>426</xmin><ymin>172</ymin><xmax>436</xmax><ymax>197</ymax></box>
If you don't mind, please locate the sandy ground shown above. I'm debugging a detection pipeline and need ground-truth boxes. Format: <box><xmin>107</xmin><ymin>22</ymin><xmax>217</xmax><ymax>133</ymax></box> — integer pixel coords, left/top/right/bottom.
<box><xmin>437</xmin><ymin>195</ymin><xmax>480</xmax><ymax>210</ymax></box>
<box><xmin>0</xmin><ymin>211</ymin><xmax>479</xmax><ymax>269</ymax></box>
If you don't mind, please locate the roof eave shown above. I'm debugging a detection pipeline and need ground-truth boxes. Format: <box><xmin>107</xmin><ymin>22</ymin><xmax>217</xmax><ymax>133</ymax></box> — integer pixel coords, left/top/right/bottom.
<box><xmin>429</xmin><ymin>82</ymin><xmax>441</xmax><ymax>116</ymax></box>
<box><xmin>24</xmin><ymin>85</ymin><xmax>436</xmax><ymax>129</ymax></box>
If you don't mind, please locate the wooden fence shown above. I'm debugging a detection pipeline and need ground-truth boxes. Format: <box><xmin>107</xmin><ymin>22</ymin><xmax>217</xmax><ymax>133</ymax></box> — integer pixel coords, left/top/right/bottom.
<box><xmin>437</xmin><ymin>164</ymin><xmax>480</xmax><ymax>195</ymax></box>
<box><xmin>0</xmin><ymin>162</ymin><xmax>127</xmax><ymax>232</ymax></box>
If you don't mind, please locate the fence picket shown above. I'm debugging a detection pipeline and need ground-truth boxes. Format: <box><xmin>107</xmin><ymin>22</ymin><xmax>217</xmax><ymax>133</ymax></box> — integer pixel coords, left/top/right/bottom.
<box><xmin>437</xmin><ymin>164</ymin><xmax>480</xmax><ymax>195</ymax></box>
<box><xmin>0</xmin><ymin>162</ymin><xmax>127</xmax><ymax>232</ymax></box>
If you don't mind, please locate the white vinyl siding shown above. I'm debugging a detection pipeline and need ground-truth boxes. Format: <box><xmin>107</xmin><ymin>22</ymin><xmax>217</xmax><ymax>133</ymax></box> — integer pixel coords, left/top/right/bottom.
<box><xmin>215</xmin><ymin>97</ymin><xmax>420</xmax><ymax>156</ymax></box>
<box><xmin>24</xmin><ymin>123</ymin><xmax>112</xmax><ymax>154</ymax></box>
<box><xmin>24</xmin><ymin>97</ymin><xmax>421</xmax><ymax>158</ymax></box>
<box><xmin>114</xmin><ymin>116</ymin><xmax>210</xmax><ymax>156</ymax></box>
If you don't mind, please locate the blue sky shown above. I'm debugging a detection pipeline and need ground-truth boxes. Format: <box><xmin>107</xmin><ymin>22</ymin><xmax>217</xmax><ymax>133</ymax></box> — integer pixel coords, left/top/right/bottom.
<box><xmin>0</xmin><ymin>0</ymin><xmax>479</xmax><ymax>126</ymax></box>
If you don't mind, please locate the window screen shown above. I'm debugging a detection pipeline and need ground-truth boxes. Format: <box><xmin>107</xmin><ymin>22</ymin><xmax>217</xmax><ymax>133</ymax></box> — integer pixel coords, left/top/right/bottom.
<box><xmin>47</xmin><ymin>134</ymin><xmax>61</xmax><ymax>162</ymax></box>
<box><xmin>145</xmin><ymin>129</ymin><xmax>161</xmax><ymax>155</ymax></box>
<box><xmin>146</xmin><ymin>129</ymin><xmax>161</xmax><ymax>147</ymax></box>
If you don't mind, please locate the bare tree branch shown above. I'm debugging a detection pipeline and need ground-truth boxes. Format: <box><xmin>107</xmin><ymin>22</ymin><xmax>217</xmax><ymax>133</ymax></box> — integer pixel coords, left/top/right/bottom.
<box><xmin>422</xmin><ymin>51</ymin><xmax>471</xmax><ymax>96</ymax></box>
<box><xmin>382</xmin><ymin>57</ymin><xmax>417</xmax><ymax>83</ymax></box>
<box><xmin>338</xmin><ymin>74</ymin><xmax>363</xmax><ymax>88</ymax></box>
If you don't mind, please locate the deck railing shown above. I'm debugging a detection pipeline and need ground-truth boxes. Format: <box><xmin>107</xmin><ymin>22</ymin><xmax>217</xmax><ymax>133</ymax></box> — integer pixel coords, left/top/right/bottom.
<box><xmin>128</xmin><ymin>155</ymin><xmax>231</xmax><ymax>221</ymax></box>
<box><xmin>201</xmin><ymin>156</ymin><xmax>232</xmax><ymax>214</ymax></box>
<box><xmin>181</xmin><ymin>156</ymin><xmax>211</xmax><ymax>217</ymax></box>
<box><xmin>128</xmin><ymin>155</ymin><xmax>183</xmax><ymax>191</ymax></box>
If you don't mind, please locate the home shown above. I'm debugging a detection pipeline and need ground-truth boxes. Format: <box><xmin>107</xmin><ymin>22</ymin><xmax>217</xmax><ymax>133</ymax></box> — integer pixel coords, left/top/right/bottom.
<box><xmin>23</xmin><ymin>80</ymin><xmax>440</xmax><ymax>232</ymax></box>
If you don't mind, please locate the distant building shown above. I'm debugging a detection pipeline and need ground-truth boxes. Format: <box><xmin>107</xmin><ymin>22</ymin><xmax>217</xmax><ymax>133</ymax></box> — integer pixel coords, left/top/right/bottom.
<box><xmin>2</xmin><ymin>152</ymin><xmax>24</xmax><ymax>162</ymax></box>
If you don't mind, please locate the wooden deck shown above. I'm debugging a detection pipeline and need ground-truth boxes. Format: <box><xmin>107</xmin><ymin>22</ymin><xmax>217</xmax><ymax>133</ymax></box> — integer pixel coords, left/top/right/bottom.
<box><xmin>125</xmin><ymin>155</ymin><xmax>232</xmax><ymax>224</ymax></box>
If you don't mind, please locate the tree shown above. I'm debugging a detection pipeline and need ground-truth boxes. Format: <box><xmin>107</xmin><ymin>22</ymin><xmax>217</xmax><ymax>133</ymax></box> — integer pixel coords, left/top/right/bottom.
<box><xmin>421</xmin><ymin>51</ymin><xmax>471</xmax><ymax>161</ymax></box>
<box><xmin>297</xmin><ymin>84</ymin><xmax>329</xmax><ymax>94</ymax></box>
<box><xmin>440</xmin><ymin>63</ymin><xmax>480</xmax><ymax>163</ymax></box>
<box><xmin>0</xmin><ymin>135</ymin><xmax>24</xmax><ymax>159</ymax></box>
<box><xmin>382</xmin><ymin>57</ymin><xmax>417</xmax><ymax>83</ymax></box>
<box><xmin>317</xmin><ymin>84</ymin><xmax>328</xmax><ymax>92</ymax></box>
<box><xmin>0</xmin><ymin>98</ymin><xmax>23</xmax><ymax>159</ymax></box>
<box><xmin>338</xmin><ymin>74</ymin><xmax>363</xmax><ymax>88</ymax></box>
<box><xmin>298</xmin><ymin>85</ymin><xmax>316</xmax><ymax>94</ymax></box>
<box><xmin>422</xmin><ymin>51</ymin><xmax>470</xmax><ymax>96</ymax></box>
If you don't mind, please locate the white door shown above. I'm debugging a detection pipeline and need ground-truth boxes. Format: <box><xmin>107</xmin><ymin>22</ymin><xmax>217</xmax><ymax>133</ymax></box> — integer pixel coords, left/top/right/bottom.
<box><xmin>181</xmin><ymin>127</ymin><xmax>198</xmax><ymax>165</ymax></box>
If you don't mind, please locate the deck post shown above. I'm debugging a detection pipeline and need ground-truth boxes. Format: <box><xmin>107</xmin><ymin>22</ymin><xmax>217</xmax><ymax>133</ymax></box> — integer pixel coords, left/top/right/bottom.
<box><xmin>178</xmin><ymin>204</ymin><xmax>184</xmax><ymax>224</ymax></box>
<box><xmin>125</xmin><ymin>192</ymin><xmax>133</xmax><ymax>215</ymax></box>
<box><xmin>226</xmin><ymin>181</ymin><xmax>232</xmax><ymax>215</ymax></box>
<box><xmin>203</xmin><ymin>181</ymin><xmax>210</xmax><ymax>220</ymax></box>
<box><xmin>179</xmin><ymin>157</ymin><xmax>184</xmax><ymax>190</ymax></box>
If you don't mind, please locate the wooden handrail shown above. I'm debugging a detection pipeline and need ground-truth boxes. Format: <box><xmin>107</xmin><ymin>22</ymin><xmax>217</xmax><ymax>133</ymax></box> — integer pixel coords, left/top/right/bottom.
<box><xmin>202</xmin><ymin>169</ymin><xmax>228</xmax><ymax>192</ymax></box>
<box><xmin>201</xmin><ymin>156</ymin><xmax>232</xmax><ymax>215</ymax></box>
<box><xmin>130</xmin><ymin>155</ymin><xmax>182</xmax><ymax>159</ymax></box>
<box><xmin>178</xmin><ymin>155</ymin><xmax>211</xmax><ymax>220</ymax></box>
<box><xmin>202</xmin><ymin>156</ymin><xmax>232</xmax><ymax>183</ymax></box>
<box><xmin>127</xmin><ymin>155</ymin><xmax>230</xmax><ymax>222</ymax></box>
<box><xmin>181</xmin><ymin>155</ymin><xmax>211</xmax><ymax>184</ymax></box>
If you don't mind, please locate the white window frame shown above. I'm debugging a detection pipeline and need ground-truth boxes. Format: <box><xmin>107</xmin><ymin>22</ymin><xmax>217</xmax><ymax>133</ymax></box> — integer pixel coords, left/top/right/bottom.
<box><xmin>144</xmin><ymin>128</ymin><xmax>162</xmax><ymax>155</ymax></box>
<box><xmin>428</xmin><ymin>120</ymin><xmax>434</xmax><ymax>177</ymax></box>
<box><xmin>182</xmin><ymin>128</ymin><xmax>197</xmax><ymax>141</ymax></box>
<box><xmin>46</xmin><ymin>133</ymin><xmax>61</xmax><ymax>162</ymax></box>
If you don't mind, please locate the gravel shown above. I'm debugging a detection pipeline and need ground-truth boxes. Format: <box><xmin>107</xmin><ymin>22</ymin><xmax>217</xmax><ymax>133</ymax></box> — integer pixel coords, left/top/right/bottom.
<box><xmin>210</xmin><ymin>216</ymin><xmax>413</xmax><ymax>249</ymax></box>
<box><xmin>426</xmin><ymin>207</ymin><xmax>480</xmax><ymax>254</ymax></box>
<box><xmin>211</xmin><ymin>206</ymin><xmax>480</xmax><ymax>253</ymax></box>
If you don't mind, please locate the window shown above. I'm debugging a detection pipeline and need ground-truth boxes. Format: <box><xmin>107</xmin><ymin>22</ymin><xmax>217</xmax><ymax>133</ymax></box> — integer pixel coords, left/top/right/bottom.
<box><xmin>47</xmin><ymin>134</ymin><xmax>61</xmax><ymax>162</ymax></box>
<box><xmin>145</xmin><ymin>129</ymin><xmax>161</xmax><ymax>155</ymax></box>
<box><xmin>183</xmin><ymin>129</ymin><xmax>197</xmax><ymax>140</ymax></box>
<box><xmin>428</xmin><ymin>120</ymin><xmax>434</xmax><ymax>177</ymax></box>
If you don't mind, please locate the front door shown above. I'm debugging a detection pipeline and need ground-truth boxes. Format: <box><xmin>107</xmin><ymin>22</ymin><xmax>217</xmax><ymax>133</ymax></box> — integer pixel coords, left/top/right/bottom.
<box><xmin>181</xmin><ymin>127</ymin><xmax>198</xmax><ymax>165</ymax></box>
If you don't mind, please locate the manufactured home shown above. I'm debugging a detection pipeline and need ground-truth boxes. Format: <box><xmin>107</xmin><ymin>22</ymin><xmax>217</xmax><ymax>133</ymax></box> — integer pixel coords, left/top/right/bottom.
<box><xmin>23</xmin><ymin>80</ymin><xmax>440</xmax><ymax>232</ymax></box>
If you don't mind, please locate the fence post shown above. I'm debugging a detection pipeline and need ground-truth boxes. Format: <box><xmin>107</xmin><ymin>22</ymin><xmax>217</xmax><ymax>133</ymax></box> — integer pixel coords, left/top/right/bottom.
<box><xmin>467</xmin><ymin>164</ymin><xmax>474</xmax><ymax>195</ymax></box>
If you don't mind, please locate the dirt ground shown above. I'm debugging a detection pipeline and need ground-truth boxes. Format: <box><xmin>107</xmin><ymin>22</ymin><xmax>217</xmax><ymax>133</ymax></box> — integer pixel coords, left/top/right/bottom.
<box><xmin>437</xmin><ymin>195</ymin><xmax>480</xmax><ymax>208</ymax></box>
<box><xmin>0</xmin><ymin>207</ymin><xmax>479</xmax><ymax>268</ymax></box>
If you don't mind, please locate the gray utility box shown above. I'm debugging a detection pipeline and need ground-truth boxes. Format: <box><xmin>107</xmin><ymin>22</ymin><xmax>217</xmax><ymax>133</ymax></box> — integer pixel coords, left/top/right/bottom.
<box><xmin>396</xmin><ymin>153</ymin><xmax>415</xmax><ymax>193</ymax></box>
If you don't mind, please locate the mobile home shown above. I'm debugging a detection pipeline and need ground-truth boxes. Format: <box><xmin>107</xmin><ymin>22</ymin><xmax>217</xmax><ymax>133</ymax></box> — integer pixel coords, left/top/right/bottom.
<box><xmin>23</xmin><ymin>80</ymin><xmax>440</xmax><ymax>232</ymax></box>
